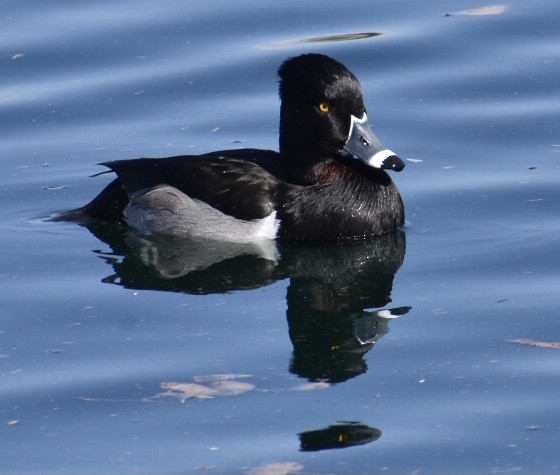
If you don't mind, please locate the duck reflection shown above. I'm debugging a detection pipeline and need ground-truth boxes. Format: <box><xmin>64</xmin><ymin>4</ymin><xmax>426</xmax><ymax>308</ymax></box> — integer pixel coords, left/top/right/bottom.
<box><xmin>83</xmin><ymin>222</ymin><xmax>409</xmax><ymax>382</ymax></box>
<box><xmin>89</xmin><ymin>222</ymin><xmax>281</xmax><ymax>293</ymax></box>
<box><xmin>281</xmin><ymin>236</ymin><xmax>410</xmax><ymax>382</ymax></box>
<box><xmin>299</xmin><ymin>422</ymin><xmax>381</xmax><ymax>451</ymax></box>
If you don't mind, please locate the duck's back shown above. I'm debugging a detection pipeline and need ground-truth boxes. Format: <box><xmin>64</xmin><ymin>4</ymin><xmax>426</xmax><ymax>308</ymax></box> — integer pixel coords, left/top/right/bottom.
<box><xmin>52</xmin><ymin>150</ymin><xmax>284</xmax><ymax>226</ymax></box>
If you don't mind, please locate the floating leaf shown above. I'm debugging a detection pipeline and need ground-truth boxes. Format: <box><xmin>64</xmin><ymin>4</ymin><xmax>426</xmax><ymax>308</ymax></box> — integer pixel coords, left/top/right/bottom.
<box><xmin>510</xmin><ymin>339</ymin><xmax>560</xmax><ymax>349</ymax></box>
<box><xmin>453</xmin><ymin>5</ymin><xmax>510</xmax><ymax>16</ymax></box>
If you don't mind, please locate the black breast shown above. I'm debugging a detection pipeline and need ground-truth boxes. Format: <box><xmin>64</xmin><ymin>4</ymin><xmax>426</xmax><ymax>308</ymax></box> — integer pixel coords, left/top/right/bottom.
<box><xmin>278</xmin><ymin>167</ymin><xmax>404</xmax><ymax>242</ymax></box>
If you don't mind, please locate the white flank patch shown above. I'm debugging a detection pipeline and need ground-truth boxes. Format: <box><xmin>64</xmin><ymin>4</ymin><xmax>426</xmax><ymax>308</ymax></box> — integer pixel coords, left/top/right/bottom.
<box><xmin>255</xmin><ymin>210</ymin><xmax>280</xmax><ymax>240</ymax></box>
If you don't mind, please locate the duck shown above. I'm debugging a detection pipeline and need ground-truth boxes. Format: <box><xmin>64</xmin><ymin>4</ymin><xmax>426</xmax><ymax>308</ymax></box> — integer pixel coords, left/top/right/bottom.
<box><xmin>52</xmin><ymin>53</ymin><xmax>405</xmax><ymax>243</ymax></box>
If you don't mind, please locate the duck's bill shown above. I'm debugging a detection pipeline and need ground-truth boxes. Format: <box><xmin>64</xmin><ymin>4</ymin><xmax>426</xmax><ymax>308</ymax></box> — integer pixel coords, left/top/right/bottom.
<box><xmin>342</xmin><ymin>114</ymin><xmax>405</xmax><ymax>172</ymax></box>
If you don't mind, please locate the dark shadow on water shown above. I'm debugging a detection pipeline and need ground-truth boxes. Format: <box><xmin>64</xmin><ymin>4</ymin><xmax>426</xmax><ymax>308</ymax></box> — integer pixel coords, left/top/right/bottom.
<box><xmin>260</xmin><ymin>31</ymin><xmax>383</xmax><ymax>50</ymax></box>
<box><xmin>299</xmin><ymin>422</ymin><xmax>382</xmax><ymax>452</ymax></box>
<box><xmin>84</xmin><ymin>222</ymin><xmax>410</xmax><ymax>383</ymax></box>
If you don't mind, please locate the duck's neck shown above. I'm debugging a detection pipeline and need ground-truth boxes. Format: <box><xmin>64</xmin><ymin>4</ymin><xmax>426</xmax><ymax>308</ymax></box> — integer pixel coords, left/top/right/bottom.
<box><xmin>289</xmin><ymin>157</ymin><xmax>352</xmax><ymax>186</ymax></box>
<box><xmin>279</xmin><ymin>137</ymin><xmax>343</xmax><ymax>185</ymax></box>
<box><xmin>279</xmin><ymin>107</ymin><xmax>339</xmax><ymax>185</ymax></box>
<box><xmin>279</xmin><ymin>145</ymin><xmax>392</xmax><ymax>188</ymax></box>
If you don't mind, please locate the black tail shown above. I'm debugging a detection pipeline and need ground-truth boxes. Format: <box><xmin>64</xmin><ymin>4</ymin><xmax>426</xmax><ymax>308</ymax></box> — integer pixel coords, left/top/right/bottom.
<box><xmin>50</xmin><ymin>206</ymin><xmax>92</xmax><ymax>222</ymax></box>
<box><xmin>50</xmin><ymin>178</ymin><xmax>129</xmax><ymax>224</ymax></box>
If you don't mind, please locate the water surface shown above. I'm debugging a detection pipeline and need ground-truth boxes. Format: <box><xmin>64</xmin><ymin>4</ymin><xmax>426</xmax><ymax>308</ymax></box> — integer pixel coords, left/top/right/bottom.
<box><xmin>2</xmin><ymin>1</ymin><xmax>560</xmax><ymax>473</ymax></box>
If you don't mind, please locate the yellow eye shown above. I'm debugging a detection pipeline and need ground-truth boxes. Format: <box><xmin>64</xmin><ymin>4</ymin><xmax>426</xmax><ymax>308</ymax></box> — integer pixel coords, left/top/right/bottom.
<box><xmin>319</xmin><ymin>102</ymin><xmax>330</xmax><ymax>113</ymax></box>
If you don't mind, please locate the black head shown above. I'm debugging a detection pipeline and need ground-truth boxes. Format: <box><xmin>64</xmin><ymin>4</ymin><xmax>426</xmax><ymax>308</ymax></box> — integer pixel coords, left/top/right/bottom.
<box><xmin>278</xmin><ymin>54</ymin><xmax>404</xmax><ymax>182</ymax></box>
<box><xmin>279</xmin><ymin>54</ymin><xmax>364</xmax><ymax>159</ymax></box>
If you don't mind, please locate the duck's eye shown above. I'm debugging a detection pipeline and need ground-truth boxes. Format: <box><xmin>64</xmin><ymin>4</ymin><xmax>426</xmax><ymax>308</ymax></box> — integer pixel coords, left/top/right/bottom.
<box><xmin>318</xmin><ymin>102</ymin><xmax>330</xmax><ymax>113</ymax></box>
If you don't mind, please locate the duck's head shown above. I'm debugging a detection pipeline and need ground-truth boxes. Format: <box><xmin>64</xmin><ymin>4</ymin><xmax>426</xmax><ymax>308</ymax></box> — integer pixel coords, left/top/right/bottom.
<box><xmin>278</xmin><ymin>53</ymin><xmax>404</xmax><ymax>174</ymax></box>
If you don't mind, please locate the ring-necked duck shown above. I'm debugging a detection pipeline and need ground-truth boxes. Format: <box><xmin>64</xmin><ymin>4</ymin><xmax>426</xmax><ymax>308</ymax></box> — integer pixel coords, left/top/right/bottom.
<box><xmin>53</xmin><ymin>53</ymin><xmax>405</xmax><ymax>242</ymax></box>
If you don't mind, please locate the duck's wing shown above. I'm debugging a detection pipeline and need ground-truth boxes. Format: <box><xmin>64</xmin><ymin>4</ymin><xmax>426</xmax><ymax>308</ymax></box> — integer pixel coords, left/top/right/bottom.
<box><xmin>201</xmin><ymin>148</ymin><xmax>288</xmax><ymax>181</ymax></box>
<box><xmin>103</xmin><ymin>155</ymin><xmax>280</xmax><ymax>221</ymax></box>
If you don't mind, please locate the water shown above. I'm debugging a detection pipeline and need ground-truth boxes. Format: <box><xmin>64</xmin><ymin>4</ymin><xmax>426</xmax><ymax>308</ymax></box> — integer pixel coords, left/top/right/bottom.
<box><xmin>2</xmin><ymin>0</ymin><xmax>560</xmax><ymax>473</ymax></box>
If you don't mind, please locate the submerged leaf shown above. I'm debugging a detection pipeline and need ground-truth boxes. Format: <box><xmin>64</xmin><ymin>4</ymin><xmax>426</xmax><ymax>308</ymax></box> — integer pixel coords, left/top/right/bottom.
<box><xmin>292</xmin><ymin>381</ymin><xmax>331</xmax><ymax>391</ymax></box>
<box><xmin>158</xmin><ymin>378</ymin><xmax>255</xmax><ymax>401</ymax></box>
<box><xmin>193</xmin><ymin>373</ymin><xmax>252</xmax><ymax>383</ymax></box>
<box><xmin>159</xmin><ymin>382</ymin><xmax>218</xmax><ymax>400</ymax></box>
<box><xmin>259</xmin><ymin>32</ymin><xmax>382</xmax><ymax>50</ymax></box>
<box><xmin>210</xmin><ymin>380</ymin><xmax>255</xmax><ymax>396</ymax></box>
<box><xmin>245</xmin><ymin>462</ymin><xmax>304</xmax><ymax>475</ymax></box>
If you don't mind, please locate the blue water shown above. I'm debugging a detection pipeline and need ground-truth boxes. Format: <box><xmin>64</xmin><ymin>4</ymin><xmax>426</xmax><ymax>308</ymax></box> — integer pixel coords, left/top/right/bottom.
<box><xmin>2</xmin><ymin>1</ymin><xmax>560</xmax><ymax>473</ymax></box>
